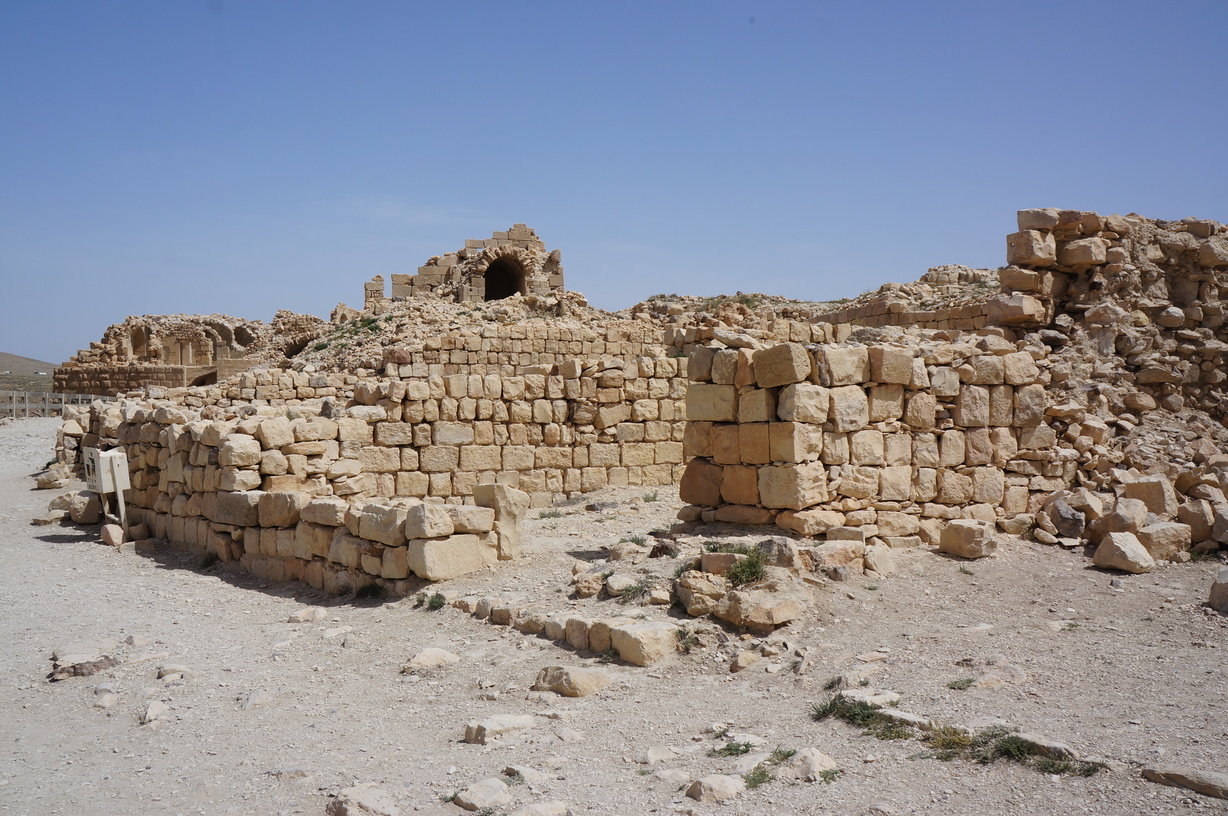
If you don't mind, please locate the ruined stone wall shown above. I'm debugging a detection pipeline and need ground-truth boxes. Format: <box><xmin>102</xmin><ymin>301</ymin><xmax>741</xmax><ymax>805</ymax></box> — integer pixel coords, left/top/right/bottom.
<box><xmin>1001</xmin><ymin>208</ymin><xmax>1228</xmax><ymax>419</ymax></box>
<box><xmin>677</xmin><ymin>337</ymin><xmax>1064</xmax><ymax>550</ymax></box>
<box><xmin>364</xmin><ymin>224</ymin><xmax>564</xmax><ymax>310</ymax></box>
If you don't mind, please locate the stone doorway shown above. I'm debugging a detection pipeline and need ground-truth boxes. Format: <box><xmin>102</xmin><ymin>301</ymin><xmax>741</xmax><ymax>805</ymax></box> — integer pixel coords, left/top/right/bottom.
<box><xmin>483</xmin><ymin>257</ymin><xmax>526</xmax><ymax>301</ymax></box>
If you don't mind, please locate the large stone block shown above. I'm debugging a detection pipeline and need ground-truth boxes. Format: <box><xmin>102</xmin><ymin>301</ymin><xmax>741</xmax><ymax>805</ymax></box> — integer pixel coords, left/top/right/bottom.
<box><xmin>212</xmin><ymin>491</ymin><xmax>261</xmax><ymax>526</ymax></box>
<box><xmin>752</xmin><ymin>343</ymin><xmax>812</xmax><ymax>388</ymax></box>
<box><xmin>408</xmin><ymin>534</ymin><xmax>495</xmax><ymax>581</ymax></box>
<box><xmin>777</xmin><ymin>383</ymin><xmax>829</xmax><ymax>424</ymax></box>
<box><xmin>686</xmin><ymin>383</ymin><xmax>738</xmax><ymax>422</ymax></box>
<box><xmin>769</xmin><ymin>422</ymin><xmax>823</xmax><ymax>463</ymax></box>
<box><xmin>758</xmin><ymin>462</ymin><xmax>826</xmax><ymax>510</ymax></box>
<box><xmin>775</xmin><ymin>507</ymin><xmax>845</xmax><ymax>536</ymax></box>
<box><xmin>679</xmin><ymin>458</ymin><xmax>723</xmax><ymax>507</ymax></box>
<box><xmin>256</xmin><ymin>417</ymin><xmax>295</xmax><ymax>450</ymax></box>
<box><xmin>219</xmin><ymin>434</ymin><xmax>262</xmax><ymax>467</ymax></box>
<box><xmin>829</xmin><ymin>386</ymin><xmax>869</xmax><ymax>432</ymax></box>
<box><xmin>610</xmin><ymin>621</ymin><xmax>677</xmax><ymax>666</ymax></box>
<box><xmin>1058</xmin><ymin>237</ymin><xmax>1107</xmax><ymax>267</ymax></box>
<box><xmin>938</xmin><ymin>519</ymin><xmax>997</xmax><ymax>559</ymax></box>
<box><xmin>955</xmin><ymin>385</ymin><xmax>989</xmax><ymax>427</ymax></box>
<box><xmin>258</xmin><ymin>491</ymin><xmax>309</xmax><ymax>528</ymax></box>
<box><xmin>869</xmin><ymin>347</ymin><xmax>914</xmax><ymax>384</ymax></box>
<box><xmin>301</xmin><ymin>497</ymin><xmax>348</xmax><ymax>526</ymax></box>
<box><xmin>404</xmin><ymin>503</ymin><xmax>454</xmax><ymax>540</ymax></box>
<box><xmin>1093</xmin><ymin>531</ymin><xmax>1155</xmax><ymax>574</ymax></box>
<box><xmin>1122</xmin><ymin>474</ymin><xmax>1178</xmax><ymax>517</ymax></box>
<box><xmin>1137</xmin><ymin>522</ymin><xmax>1191</xmax><ymax>561</ymax></box>
<box><xmin>360</xmin><ymin>504</ymin><xmax>408</xmax><ymax>547</ymax></box>
<box><xmin>1006</xmin><ymin>230</ymin><xmax>1056</xmax><ymax>266</ymax></box>
<box><xmin>720</xmin><ymin>465</ymin><xmax>760</xmax><ymax>506</ymax></box>
<box><xmin>818</xmin><ymin>347</ymin><xmax>869</xmax><ymax>386</ymax></box>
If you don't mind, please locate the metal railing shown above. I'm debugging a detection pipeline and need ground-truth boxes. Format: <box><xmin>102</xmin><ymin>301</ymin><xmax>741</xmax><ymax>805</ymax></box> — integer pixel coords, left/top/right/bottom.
<box><xmin>0</xmin><ymin>390</ymin><xmax>111</xmax><ymax>419</ymax></box>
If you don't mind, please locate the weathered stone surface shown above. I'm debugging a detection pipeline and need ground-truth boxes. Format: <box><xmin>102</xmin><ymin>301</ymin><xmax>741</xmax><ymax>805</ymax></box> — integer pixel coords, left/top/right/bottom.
<box><xmin>464</xmin><ymin>714</ymin><xmax>539</xmax><ymax>745</ymax></box>
<box><xmin>359</xmin><ymin>504</ymin><xmax>408</xmax><ymax>546</ymax></box>
<box><xmin>713</xmin><ymin>589</ymin><xmax>805</xmax><ymax>631</ymax></box>
<box><xmin>325</xmin><ymin>784</ymin><xmax>402</xmax><ymax>816</ymax></box>
<box><xmin>938</xmin><ymin>519</ymin><xmax>997</xmax><ymax>559</ymax></box>
<box><xmin>758</xmin><ymin>462</ymin><xmax>827</xmax><ymax>510</ymax></box>
<box><xmin>776</xmin><ymin>508</ymin><xmax>845</xmax><ymax>536</ymax></box>
<box><xmin>401</xmin><ymin>647</ymin><xmax>460</xmax><ymax>673</ymax></box>
<box><xmin>211</xmin><ymin>491</ymin><xmax>261</xmax><ymax>526</ymax></box>
<box><xmin>818</xmin><ymin>347</ymin><xmax>870</xmax><ymax>386</ymax></box>
<box><xmin>301</xmin><ymin>497</ymin><xmax>348</xmax><ymax>526</ymax></box>
<box><xmin>532</xmin><ymin>666</ymin><xmax>611</xmax><ymax>697</ymax></box>
<box><xmin>752</xmin><ymin>343</ymin><xmax>812</xmax><ymax>388</ymax></box>
<box><xmin>788</xmin><ymin>748</ymin><xmax>839</xmax><ymax>782</ymax></box>
<box><xmin>1143</xmin><ymin>765</ymin><xmax>1228</xmax><ymax>799</ymax></box>
<box><xmin>408</xmin><ymin>534</ymin><xmax>493</xmax><ymax>581</ymax></box>
<box><xmin>686</xmin><ymin>383</ymin><xmax>738</xmax><ymax>422</ymax></box>
<box><xmin>1207</xmin><ymin>566</ymin><xmax>1228</xmax><ymax>615</ymax></box>
<box><xmin>1093</xmin><ymin>531</ymin><xmax>1155</xmax><ymax>574</ymax></box>
<box><xmin>218</xmin><ymin>434</ymin><xmax>262</xmax><ymax>467</ymax></box>
<box><xmin>676</xmin><ymin>570</ymin><xmax>730</xmax><ymax>616</ymax></box>
<box><xmin>1122</xmin><ymin>474</ymin><xmax>1178</xmax><ymax>517</ymax></box>
<box><xmin>1137</xmin><ymin>522</ymin><xmax>1191</xmax><ymax>561</ymax></box>
<box><xmin>828</xmin><ymin>386</ymin><xmax>869</xmax><ymax>432</ymax></box>
<box><xmin>777</xmin><ymin>383</ymin><xmax>829</xmax><ymax>424</ymax></box>
<box><xmin>1006</xmin><ymin>230</ymin><xmax>1056</xmax><ymax>266</ymax></box>
<box><xmin>686</xmin><ymin>775</ymin><xmax>745</xmax><ymax>802</ymax></box>
<box><xmin>258</xmin><ymin>491</ymin><xmax>309</xmax><ymax>528</ymax></box>
<box><xmin>454</xmin><ymin>778</ymin><xmax>513</xmax><ymax>812</ymax></box>
<box><xmin>69</xmin><ymin>490</ymin><xmax>103</xmax><ymax>524</ymax></box>
<box><xmin>679</xmin><ymin>458</ymin><xmax>722</xmax><ymax>507</ymax></box>
<box><xmin>404</xmin><ymin>503</ymin><xmax>454</xmax><ymax>540</ymax></box>
<box><xmin>610</xmin><ymin>621</ymin><xmax>677</xmax><ymax>666</ymax></box>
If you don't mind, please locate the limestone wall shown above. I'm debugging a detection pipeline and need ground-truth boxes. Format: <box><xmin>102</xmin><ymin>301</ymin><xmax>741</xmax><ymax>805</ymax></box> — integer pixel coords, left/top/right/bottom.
<box><xmin>677</xmin><ymin>337</ymin><xmax>1067</xmax><ymax>547</ymax></box>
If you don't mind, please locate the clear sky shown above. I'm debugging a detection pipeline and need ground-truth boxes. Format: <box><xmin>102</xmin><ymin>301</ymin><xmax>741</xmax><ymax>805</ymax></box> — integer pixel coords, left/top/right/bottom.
<box><xmin>2</xmin><ymin>1</ymin><xmax>1226</xmax><ymax>365</ymax></box>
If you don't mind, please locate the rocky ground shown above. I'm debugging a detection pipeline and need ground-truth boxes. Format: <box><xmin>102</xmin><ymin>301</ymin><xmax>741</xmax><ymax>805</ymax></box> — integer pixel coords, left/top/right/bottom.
<box><xmin>2</xmin><ymin>417</ymin><xmax>1226</xmax><ymax>816</ymax></box>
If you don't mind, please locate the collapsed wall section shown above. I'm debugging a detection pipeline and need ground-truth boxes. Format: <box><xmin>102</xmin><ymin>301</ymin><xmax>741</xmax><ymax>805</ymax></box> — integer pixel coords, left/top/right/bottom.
<box><xmin>678</xmin><ymin>337</ymin><xmax>1065</xmax><ymax>547</ymax></box>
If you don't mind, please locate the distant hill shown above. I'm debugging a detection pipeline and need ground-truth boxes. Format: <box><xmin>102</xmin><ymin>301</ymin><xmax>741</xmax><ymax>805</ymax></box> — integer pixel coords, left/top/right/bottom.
<box><xmin>0</xmin><ymin>352</ymin><xmax>55</xmax><ymax>376</ymax></box>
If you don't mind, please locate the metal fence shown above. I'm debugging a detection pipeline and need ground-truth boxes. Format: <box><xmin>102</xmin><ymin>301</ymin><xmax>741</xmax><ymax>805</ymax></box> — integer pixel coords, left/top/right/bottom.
<box><xmin>0</xmin><ymin>390</ymin><xmax>111</xmax><ymax>419</ymax></box>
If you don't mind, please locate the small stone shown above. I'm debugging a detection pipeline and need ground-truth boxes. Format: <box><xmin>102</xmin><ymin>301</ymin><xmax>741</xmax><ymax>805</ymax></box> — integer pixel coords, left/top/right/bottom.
<box><xmin>454</xmin><ymin>778</ymin><xmax>512</xmax><ymax>812</ymax></box>
<box><xmin>240</xmin><ymin>689</ymin><xmax>273</xmax><ymax>710</ymax></box>
<box><xmin>326</xmin><ymin>783</ymin><xmax>403</xmax><ymax>816</ymax></box>
<box><xmin>686</xmin><ymin>774</ymin><xmax>745</xmax><ymax>802</ymax></box>
<box><xmin>730</xmin><ymin>650</ymin><xmax>760</xmax><ymax>672</ymax></box>
<box><xmin>1142</xmin><ymin>765</ymin><xmax>1228</xmax><ymax>800</ymax></box>
<box><xmin>531</xmin><ymin>666</ymin><xmax>610</xmax><ymax>697</ymax></box>
<box><xmin>141</xmin><ymin>700</ymin><xmax>170</xmax><ymax>725</ymax></box>
<box><xmin>1209</xmin><ymin>566</ymin><xmax>1228</xmax><ymax>615</ymax></box>
<box><xmin>789</xmin><ymin>748</ymin><xmax>839</xmax><ymax>782</ymax></box>
<box><xmin>100</xmin><ymin>524</ymin><xmax>125</xmax><ymax>547</ymax></box>
<box><xmin>401</xmin><ymin>647</ymin><xmax>460</xmax><ymax>673</ymax></box>
<box><xmin>287</xmin><ymin>607</ymin><xmax>327</xmax><ymax>623</ymax></box>
<box><xmin>464</xmin><ymin>714</ymin><xmax>539</xmax><ymax>745</ymax></box>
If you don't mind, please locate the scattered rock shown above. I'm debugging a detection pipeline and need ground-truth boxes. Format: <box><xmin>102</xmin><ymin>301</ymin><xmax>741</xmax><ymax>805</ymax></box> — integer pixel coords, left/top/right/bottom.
<box><xmin>287</xmin><ymin>607</ymin><xmax>327</xmax><ymax>623</ymax></box>
<box><xmin>141</xmin><ymin>700</ymin><xmax>170</xmax><ymax>725</ymax></box>
<box><xmin>1142</xmin><ymin>765</ymin><xmax>1228</xmax><ymax>800</ymax></box>
<box><xmin>531</xmin><ymin>666</ymin><xmax>610</xmax><ymax>697</ymax></box>
<box><xmin>464</xmin><ymin>714</ymin><xmax>540</xmax><ymax>745</ymax></box>
<box><xmin>937</xmin><ymin>519</ymin><xmax>997</xmax><ymax>559</ymax></box>
<box><xmin>401</xmin><ymin>648</ymin><xmax>461</xmax><ymax>673</ymax></box>
<box><xmin>454</xmin><ymin>778</ymin><xmax>512</xmax><ymax>812</ymax></box>
<box><xmin>788</xmin><ymin>748</ymin><xmax>839</xmax><ymax>782</ymax></box>
<box><xmin>1209</xmin><ymin>567</ymin><xmax>1228</xmax><ymax>615</ymax></box>
<box><xmin>240</xmin><ymin>690</ymin><xmax>273</xmax><ymax>710</ymax></box>
<box><xmin>326</xmin><ymin>783</ymin><xmax>403</xmax><ymax>816</ymax></box>
<box><xmin>1093</xmin><ymin>532</ymin><xmax>1156</xmax><ymax>574</ymax></box>
<box><xmin>685</xmin><ymin>774</ymin><xmax>745</xmax><ymax>802</ymax></box>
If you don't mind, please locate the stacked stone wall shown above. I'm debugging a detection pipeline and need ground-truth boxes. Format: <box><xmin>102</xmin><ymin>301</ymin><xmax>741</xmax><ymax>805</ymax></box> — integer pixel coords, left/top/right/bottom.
<box><xmin>677</xmin><ymin>337</ymin><xmax>1067</xmax><ymax>547</ymax></box>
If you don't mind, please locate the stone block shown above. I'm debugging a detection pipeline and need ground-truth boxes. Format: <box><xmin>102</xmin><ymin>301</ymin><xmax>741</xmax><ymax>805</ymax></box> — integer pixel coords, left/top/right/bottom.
<box><xmin>759</xmin><ymin>462</ymin><xmax>826</xmax><ymax>510</ymax></box>
<box><xmin>938</xmin><ymin>519</ymin><xmax>997</xmax><ymax>559</ymax></box>
<box><xmin>360</xmin><ymin>504</ymin><xmax>408</xmax><ymax>547</ymax></box>
<box><xmin>686</xmin><ymin>383</ymin><xmax>738</xmax><ymax>422</ymax></box>
<box><xmin>777</xmin><ymin>383</ymin><xmax>829</xmax><ymax>424</ymax></box>
<box><xmin>1093</xmin><ymin>531</ymin><xmax>1155</xmax><ymax>574</ymax></box>
<box><xmin>679</xmin><ymin>458</ymin><xmax>723</xmax><ymax>507</ymax></box>
<box><xmin>954</xmin><ymin>385</ymin><xmax>989</xmax><ymax>427</ymax></box>
<box><xmin>720</xmin><ymin>465</ymin><xmax>760</xmax><ymax>506</ymax></box>
<box><xmin>404</xmin><ymin>503</ymin><xmax>455</xmax><ymax>539</ymax></box>
<box><xmin>610</xmin><ymin>621</ymin><xmax>677</xmax><ymax>666</ymax></box>
<box><xmin>828</xmin><ymin>386</ymin><xmax>869</xmax><ymax>432</ymax></box>
<box><xmin>219</xmin><ymin>434</ymin><xmax>261</xmax><ymax>467</ymax></box>
<box><xmin>258</xmin><ymin>491</ymin><xmax>309</xmax><ymax>528</ymax></box>
<box><xmin>769</xmin><ymin>422</ymin><xmax>822</xmax><ymax>463</ymax></box>
<box><xmin>1058</xmin><ymin>237</ymin><xmax>1107</xmax><ymax>266</ymax></box>
<box><xmin>1006</xmin><ymin>230</ymin><xmax>1056</xmax><ymax>266</ymax></box>
<box><xmin>212</xmin><ymin>491</ymin><xmax>261</xmax><ymax>526</ymax></box>
<box><xmin>1122</xmin><ymin>474</ymin><xmax>1178</xmax><ymax>517</ymax></box>
<box><xmin>737</xmin><ymin>387</ymin><xmax>776</xmax><ymax>423</ymax></box>
<box><xmin>447</xmin><ymin>505</ymin><xmax>495</xmax><ymax>533</ymax></box>
<box><xmin>878</xmin><ymin>466</ymin><xmax>912</xmax><ymax>502</ymax></box>
<box><xmin>408</xmin><ymin>534</ymin><xmax>494</xmax><ymax>581</ymax></box>
<box><xmin>1137</xmin><ymin>522</ymin><xmax>1191</xmax><ymax>562</ymax></box>
<box><xmin>868</xmin><ymin>384</ymin><xmax>904</xmax><ymax>422</ymax></box>
<box><xmin>301</xmin><ymin>497</ymin><xmax>348</xmax><ymax>526</ymax></box>
<box><xmin>835</xmin><ymin>465</ymin><xmax>878</xmax><ymax>499</ymax></box>
<box><xmin>738</xmin><ymin>423</ymin><xmax>770</xmax><ymax>464</ymax></box>
<box><xmin>869</xmin><ymin>347</ymin><xmax>914</xmax><ymax>384</ymax></box>
<box><xmin>256</xmin><ymin>417</ymin><xmax>295</xmax><ymax>449</ymax></box>
<box><xmin>752</xmin><ymin>343</ymin><xmax>812</xmax><ymax>388</ymax></box>
<box><xmin>818</xmin><ymin>347</ymin><xmax>870</xmax><ymax>386</ymax></box>
<box><xmin>987</xmin><ymin>294</ymin><xmax>1047</xmax><ymax>325</ymax></box>
<box><xmin>1002</xmin><ymin>351</ymin><xmax>1040</xmax><ymax>385</ymax></box>
<box><xmin>775</xmin><ymin>508</ymin><xmax>846</xmax><ymax>536</ymax></box>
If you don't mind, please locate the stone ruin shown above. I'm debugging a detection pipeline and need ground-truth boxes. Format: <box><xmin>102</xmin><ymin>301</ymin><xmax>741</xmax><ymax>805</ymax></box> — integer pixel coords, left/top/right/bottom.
<box><xmin>360</xmin><ymin>224</ymin><xmax>564</xmax><ymax>312</ymax></box>
<box><xmin>42</xmin><ymin>210</ymin><xmax>1228</xmax><ymax>613</ymax></box>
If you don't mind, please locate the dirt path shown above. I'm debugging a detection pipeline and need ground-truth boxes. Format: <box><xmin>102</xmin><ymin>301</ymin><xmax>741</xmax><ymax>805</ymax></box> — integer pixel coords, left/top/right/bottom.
<box><xmin>1</xmin><ymin>418</ymin><xmax>1224</xmax><ymax>816</ymax></box>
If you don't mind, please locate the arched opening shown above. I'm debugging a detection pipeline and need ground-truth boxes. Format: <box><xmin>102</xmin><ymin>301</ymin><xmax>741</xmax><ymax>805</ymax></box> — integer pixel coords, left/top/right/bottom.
<box><xmin>130</xmin><ymin>327</ymin><xmax>148</xmax><ymax>360</ymax></box>
<box><xmin>191</xmin><ymin>370</ymin><xmax>218</xmax><ymax>387</ymax></box>
<box><xmin>483</xmin><ymin>257</ymin><xmax>526</xmax><ymax>301</ymax></box>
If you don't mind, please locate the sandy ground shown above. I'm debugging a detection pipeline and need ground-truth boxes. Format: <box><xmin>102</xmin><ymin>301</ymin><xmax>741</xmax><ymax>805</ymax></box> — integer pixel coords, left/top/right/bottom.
<box><xmin>1</xmin><ymin>417</ymin><xmax>1225</xmax><ymax>816</ymax></box>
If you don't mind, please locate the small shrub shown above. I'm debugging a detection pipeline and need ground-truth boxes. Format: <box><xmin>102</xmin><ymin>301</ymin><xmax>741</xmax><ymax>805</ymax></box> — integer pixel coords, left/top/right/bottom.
<box><xmin>818</xmin><ymin>769</ymin><xmax>842</xmax><ymax>784</ymax></box>
<box><xmin>708</xmin><ymin>741</ymin><xmax>754</xmax><ymax>757</ymax></box>
<box><xmin>704</xmin><ymin>540</ymin><xmax>751</xmax><ymax>555</ymax></box>
<box><xmin>675</xmin><ymin>627</ymin><xmax>699</xmax><ymax>653</ymax></box>
<box><xmin>743</xmin><ymin>764</ymin><xmax>773</xmax><ymax>789</ymax></box>
<box><xmin>539</xmin><ymin>509</ymin><xmax>563</xmax><ymax>519</ymax></box>
<box><xmin>726</xmin><ymin>550</ymin><xmax>766</xmax><ymax>586</ymax></box>
<box><xmin>959</xmin><ymin>565</ymin><xmax>974</xmax><ymax>575</ymax></box>
<box><xmin>673</xmin><ymin>558</ymin><xmax>699</xmax><ymax>578</ymax></box>
<box><xmin>947</xmin><ymin>678</ymin><xmax>974</xmax><ymax>691</ymax></box>
<box><xmin>413</xmin><ymin>593</ymin><xmax>426</xmax><ymax>608</ymax></box>
<box><xmin>311</xmin><ymin>341</ymin><xmax>329</xmax><ymax>352</ymax></box>
<box><xmin>870</xmin><ymin>720</ymin><xmax>913</xmax><ymax>740</ymax></box>
<box><xmin>617</xmin><ymin>582</ymin><xmax>650</xmax><ymax>604</ymax></box>
<box><xmin>643</xmin><ymin>491</ymin><xmax>658</xmax><ymax>503</ymax></box>
<box><xmin>768</xmin><ymin>747</ymin><xmax>796</xmax><ymax>765</ymax></box>
<box><xmin>504</xmin><ymin>770</ymin><xmax>525</xmax><ymax>786</ymax></box>
<box><xmin>810</xmin><ymin>695</ymin><xmax>882</xmax><ymax>728</ymax></box>
<box><xmin>620</xmin><ymin>535</ymin><xmax>647</xmax><ymax>545</ymax></box>
<box><xmin>427</xmin><ymin>592</ymin><xmax>446</xmax><ymax>610</ymax></box>
<box><xmin>598</xmin><ymin>647</ymin><xmax>617</xmax><ymax>664</ymax></box>
<box><xmin>712</xmin><ymin>726</ymin><xmax>730</xmax><ymax>740</ymax></box>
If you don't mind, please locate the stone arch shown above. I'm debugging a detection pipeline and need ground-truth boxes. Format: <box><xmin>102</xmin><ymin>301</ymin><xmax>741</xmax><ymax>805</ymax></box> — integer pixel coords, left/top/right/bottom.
<box><xmin>475</xmin><ymin>246</ymin><xmax>538</xmax><ymax>301</ymax></box>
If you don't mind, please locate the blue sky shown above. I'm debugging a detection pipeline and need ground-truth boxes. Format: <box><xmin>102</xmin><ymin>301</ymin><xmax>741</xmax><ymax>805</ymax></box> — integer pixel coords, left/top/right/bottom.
<box><xmin>2</xmin><ymin>1</ymin><xmax>1226</xmax><ymax>364</ymax></box>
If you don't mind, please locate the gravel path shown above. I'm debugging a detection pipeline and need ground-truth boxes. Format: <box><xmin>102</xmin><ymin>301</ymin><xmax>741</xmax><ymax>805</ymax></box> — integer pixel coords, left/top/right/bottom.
<box><xmin>1</xmin><ymin>418</ymin><xmax>1224</xmax><ymax>815</ymax></box>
